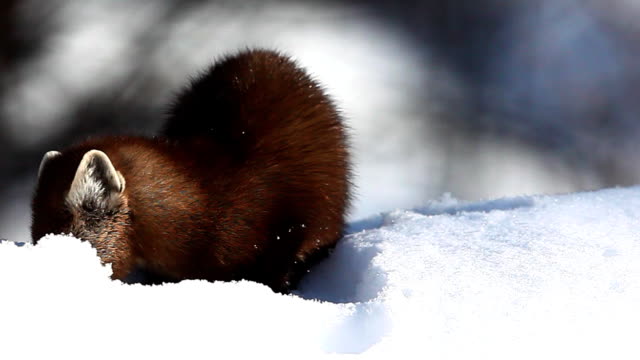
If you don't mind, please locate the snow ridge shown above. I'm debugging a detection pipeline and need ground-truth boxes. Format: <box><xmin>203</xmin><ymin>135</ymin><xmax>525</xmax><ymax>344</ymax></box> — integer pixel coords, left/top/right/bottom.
<box><xmin>2</xmin><ymin>187</ymin><xmax>640</xmax><ymax>358</ymax></box>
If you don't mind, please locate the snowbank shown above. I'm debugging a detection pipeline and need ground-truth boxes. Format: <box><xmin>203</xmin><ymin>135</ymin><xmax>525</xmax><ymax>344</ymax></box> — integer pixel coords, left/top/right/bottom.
<box><xmin>2</xmin><ymin>187</ymin><xmax>640</xmax><ymax>359</ymax></box>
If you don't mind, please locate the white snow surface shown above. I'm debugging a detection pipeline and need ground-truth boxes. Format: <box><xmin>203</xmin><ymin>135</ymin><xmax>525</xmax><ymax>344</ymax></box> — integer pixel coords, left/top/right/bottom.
<box><xmin>2</xmin><ymin>187</ymin><xmax>640</xmax><ymax>359</ymax></box>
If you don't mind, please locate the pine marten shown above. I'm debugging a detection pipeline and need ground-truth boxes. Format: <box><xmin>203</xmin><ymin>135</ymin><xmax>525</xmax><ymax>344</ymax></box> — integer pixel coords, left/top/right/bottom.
<box><xmin>31</xmin><ymin>49</ymin><xmax>351</xmax><ymax>293</ymax></box>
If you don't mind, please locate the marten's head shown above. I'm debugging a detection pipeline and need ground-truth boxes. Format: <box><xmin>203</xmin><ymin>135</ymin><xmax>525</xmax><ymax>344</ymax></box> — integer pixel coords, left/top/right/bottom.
<box><xmin>32</xmin><ymin>149</ymin><xmax>133</xmax><ymax>277</ymax></box>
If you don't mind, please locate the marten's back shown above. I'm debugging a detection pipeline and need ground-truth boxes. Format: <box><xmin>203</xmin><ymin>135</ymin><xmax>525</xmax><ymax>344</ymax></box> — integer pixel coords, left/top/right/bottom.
<box><xmin>164</xmin><ymin>49</ymin><xmax>351</xmax><ymax>289</ymax></box>
<box><xmin>31</xmin><ymin>49</ymin><xmax>351</xmax><ymax>292</ymax></box>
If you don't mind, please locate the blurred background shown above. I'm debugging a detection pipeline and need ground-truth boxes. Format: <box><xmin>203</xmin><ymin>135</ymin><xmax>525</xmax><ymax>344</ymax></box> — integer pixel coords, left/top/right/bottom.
<box><xmin>2</xmin><ymin>0</ymin><xmax>640</xmax><ymax>242</ymax></box>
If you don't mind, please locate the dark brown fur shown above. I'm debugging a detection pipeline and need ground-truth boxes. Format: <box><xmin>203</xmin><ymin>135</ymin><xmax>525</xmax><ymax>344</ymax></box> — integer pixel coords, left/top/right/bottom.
<box><xmin>31</xmin><ymin>49</ymin><xmax>351</xmax><ymax>292</ymax></box>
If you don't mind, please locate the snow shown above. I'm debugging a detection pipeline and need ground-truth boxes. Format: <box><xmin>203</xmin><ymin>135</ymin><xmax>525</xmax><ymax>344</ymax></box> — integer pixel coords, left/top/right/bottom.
<box><xmin>2</xmin><ymin>187</ymin><xmax>640</xmax><ymax>358</ymax></box>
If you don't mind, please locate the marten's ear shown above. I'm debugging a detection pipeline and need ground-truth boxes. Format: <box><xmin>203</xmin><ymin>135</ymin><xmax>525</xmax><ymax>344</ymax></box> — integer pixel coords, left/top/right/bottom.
<box><xmin>38</xmin><ymin>151</ymin><xmax>62</xmax><ymax>178</ymax></box>
<box><xmin>66</xmin><ymin>150</ymin><xmax>126</xmax><ymax>211</ymax></box>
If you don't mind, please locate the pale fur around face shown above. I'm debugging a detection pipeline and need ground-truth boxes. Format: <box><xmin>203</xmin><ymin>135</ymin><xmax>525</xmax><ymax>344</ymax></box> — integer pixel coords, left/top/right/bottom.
<box><xmin>65</xmin><ymin>150</ymin><xmax>126</xmax><ymax>212</ymax></box>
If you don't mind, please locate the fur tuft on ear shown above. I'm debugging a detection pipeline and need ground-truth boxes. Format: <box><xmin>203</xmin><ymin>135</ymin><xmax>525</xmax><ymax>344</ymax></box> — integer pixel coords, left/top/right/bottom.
<box><xmin>38</xmin><ymin>151</ymin><xmax>62</xmax><ymax>178</ymax></box>
<box><xmin>66</xmin><ymin>150</ymin><xmax>126</xmax><ymax>212</ymax></box>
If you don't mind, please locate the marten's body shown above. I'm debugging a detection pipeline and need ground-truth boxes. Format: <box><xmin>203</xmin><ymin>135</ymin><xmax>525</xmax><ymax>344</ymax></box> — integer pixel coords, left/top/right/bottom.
<box><xmin>31</xmin><ymin>49</ymin><xmax>350</xmax><ymax>292</ymax></box>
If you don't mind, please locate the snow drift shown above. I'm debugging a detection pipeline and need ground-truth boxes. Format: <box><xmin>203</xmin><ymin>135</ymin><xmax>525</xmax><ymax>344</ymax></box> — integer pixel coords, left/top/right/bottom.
<box><xmin>2</xmin><ymin>187</ymin><xmax>640</xmax><ymax>358</ymax></box>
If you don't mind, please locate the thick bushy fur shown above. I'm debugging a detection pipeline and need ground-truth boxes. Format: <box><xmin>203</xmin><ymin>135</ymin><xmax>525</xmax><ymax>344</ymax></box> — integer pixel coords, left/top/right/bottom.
<box><xmin>31</xmin><ymin>49</ymin><xmax>351</xmax><ymax>292</ymax></box>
